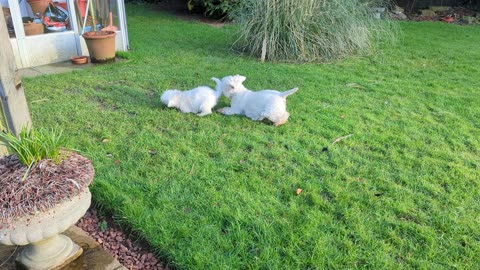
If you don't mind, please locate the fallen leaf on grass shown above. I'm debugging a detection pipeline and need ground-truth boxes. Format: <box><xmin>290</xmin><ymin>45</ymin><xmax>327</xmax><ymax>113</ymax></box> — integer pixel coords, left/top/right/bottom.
<box><xmin>102</xmin><ymin>138</ymin><xmax>110</xmax><ymax>143</ymax></box>
<box><xmin>332</xmin><ymin>134</ymin><xmax>353</xmax><ymax>145</ymax></box>
<box><xmin>295</xmin><ymin>188</ymin><xmax>303</xmax><ymax>195</ymax></box>
<box><xmin>189</xmin><ymin>163</ymin><xmax>195</xmax><ymax>174</ymax></box>
<box><xmin>31</xmin><ymin>98</ymin><xmax>49</xmax><ymax>103</ymax></box>
<box><xmin>345</xmin><ymin>83</ymin><xmax>364</xmax><ymax>89</ymax></box>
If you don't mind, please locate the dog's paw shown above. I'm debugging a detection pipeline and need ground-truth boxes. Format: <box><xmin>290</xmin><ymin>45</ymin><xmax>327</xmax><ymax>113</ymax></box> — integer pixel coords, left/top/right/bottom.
<box><xmin>216</xmin><ymin>108</ymin><xmax>225</xmax><ymax>114</ymax></box>
<box><xmin>273</xmin><ymin>119</ymin><xmax>288</xmax><ymax>126</ymax></box>
<box><xmin>198</xmin><ymin>111</ymin><xmax>212</xmax><ymax>117</ymax></box>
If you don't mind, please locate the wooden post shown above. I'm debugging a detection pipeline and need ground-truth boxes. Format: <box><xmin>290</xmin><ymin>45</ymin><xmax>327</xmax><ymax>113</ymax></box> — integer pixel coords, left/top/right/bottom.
<box><xmin>0</xmin><ymin>104</ymin><xmax>6</xmax><ymax>155</ymax></box>
<box><xmin>0</xmin><ymin>9</ymin><xmax>32</xmax><ymax>156</ymax></box>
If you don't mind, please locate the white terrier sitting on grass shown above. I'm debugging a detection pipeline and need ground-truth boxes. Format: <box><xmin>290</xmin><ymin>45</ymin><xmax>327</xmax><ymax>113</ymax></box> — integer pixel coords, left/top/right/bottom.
<box><xmin>212</xmin><ymin>75</ymin><xmax>298</xmax><ymax>126</ymax></box>
<box><xmin>160</xmin><ymin>84</ymin><xmax>222</xmax><ymax>116</ymax></box>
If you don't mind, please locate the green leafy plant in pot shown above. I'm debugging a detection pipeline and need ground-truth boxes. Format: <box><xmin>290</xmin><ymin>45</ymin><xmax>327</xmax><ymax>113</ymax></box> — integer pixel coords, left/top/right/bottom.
<box><xmin>0</xmin><ymin>127</ymin><xmax>94</xmax><ymax>269</ymax></box>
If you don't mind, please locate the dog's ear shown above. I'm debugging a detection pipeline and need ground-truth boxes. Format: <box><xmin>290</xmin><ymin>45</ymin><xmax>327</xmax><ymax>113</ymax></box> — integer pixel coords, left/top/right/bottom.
<box><xmin>236</xmin><ymin>75</ymin><xmax>246</xmax><ymax>83</ymax></box>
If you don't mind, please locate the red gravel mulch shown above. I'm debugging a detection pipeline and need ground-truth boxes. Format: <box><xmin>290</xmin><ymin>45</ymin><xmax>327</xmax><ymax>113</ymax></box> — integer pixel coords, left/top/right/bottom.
<box><xmin>0</xmin><ymin>152</ymin><xmax>167</xmax><ymax>269</ymax></box>
<box><xmin>76</xmin><ymin>207</ymin><xmax>168</xmax><ymax>270</ymax></box>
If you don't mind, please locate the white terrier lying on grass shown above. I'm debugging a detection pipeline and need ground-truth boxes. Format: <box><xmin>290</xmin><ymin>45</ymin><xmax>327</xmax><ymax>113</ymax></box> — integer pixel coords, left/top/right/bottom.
<box><xmin>160</xmin><ymin>84</ymin><xmax>222</xmax><ymax>116</ymax></box>
<box><xmin>212</xmin><ymin>75</ymin><xmax>298</xmax><ymax>126</ymax></box>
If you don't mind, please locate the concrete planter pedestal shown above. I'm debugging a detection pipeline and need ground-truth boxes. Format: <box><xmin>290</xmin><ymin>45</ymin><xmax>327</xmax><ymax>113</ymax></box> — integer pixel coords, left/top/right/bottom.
<box><xmin>0</xmin><ymin>189</ymin><xmax>92</xmax><ymax>269</ymax></box>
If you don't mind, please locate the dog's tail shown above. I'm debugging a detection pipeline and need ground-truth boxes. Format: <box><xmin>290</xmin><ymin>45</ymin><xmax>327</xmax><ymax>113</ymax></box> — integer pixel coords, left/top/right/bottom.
<box><xmin>211</xmin><ymin>77</ymin><xmax>221</xmax><ymax>84</ymax></box>
<box><xmin>280</xmin><ymin>87</ymin><xmax>299</xmax><ymax>98</ymax></box>
<box><xmin>211</xmin><ymin>77</ymin><xmax>222</xmax><ymax>99</ymax></box>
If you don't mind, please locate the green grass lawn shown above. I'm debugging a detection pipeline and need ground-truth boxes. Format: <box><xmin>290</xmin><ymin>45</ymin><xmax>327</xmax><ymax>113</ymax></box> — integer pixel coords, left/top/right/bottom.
<box><xmin>23</xmin><ymin>4</ymin><xmax>480</xmax><ymax>269</ymax></box>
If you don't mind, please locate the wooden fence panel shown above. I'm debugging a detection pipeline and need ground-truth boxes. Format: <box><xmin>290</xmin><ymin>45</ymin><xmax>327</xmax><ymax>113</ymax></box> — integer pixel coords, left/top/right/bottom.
<box><xmin>0</xmin><ymin>10</ymin><xmax>32</xmax><ymax>156</ymax></box>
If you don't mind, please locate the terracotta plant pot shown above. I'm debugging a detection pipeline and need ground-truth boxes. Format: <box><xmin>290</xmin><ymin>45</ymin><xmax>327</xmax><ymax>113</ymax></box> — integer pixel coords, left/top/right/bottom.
<box><xmin>23</xmin><ymin>22</ymin><xmax>44</xmax><ymax>36</ymax></box>
<box><xmin>27</xmin><ymin>0</ymin><xmax>52</xmax><ymax>14</ymax></box>
<box><xmin>82</xmin><ymin>31</ymin><xmax>116</xmax><ymax>63</ymax></box>
<box><xmin>442</xmin><ymin>16</ymin><xmax>455</xmax><ymax>23</ymax></box>
<box><xmin>71</xmin><ymin>55</ymin><xmax>89</xmax><ymax>65</ymax></box>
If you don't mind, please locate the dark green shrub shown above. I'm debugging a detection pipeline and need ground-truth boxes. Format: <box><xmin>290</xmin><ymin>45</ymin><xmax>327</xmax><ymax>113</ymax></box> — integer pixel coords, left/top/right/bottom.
<box><xmin>125</xmin><ymin>0</ymin><xmax>243</xmax><ymax>20</ymax></box>
<box><xmin>198</xmin><ymin>0</ymin><xmax>244</xmax><ymax>20</ymax></box>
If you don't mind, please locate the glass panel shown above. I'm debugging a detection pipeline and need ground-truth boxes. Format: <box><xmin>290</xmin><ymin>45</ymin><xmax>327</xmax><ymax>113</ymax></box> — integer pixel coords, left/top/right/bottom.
<box><xmin>37</xmin><ymin>0</ymin><xmax>70</xmax><ymax>34</ymax></box>
<box><xmin>102</xmin><ymin>0</ymin><xmax>120</xmax><ymax>31</ymax></box>
<box><xmin>25</xmin><ymin>0</ymin><xmax>70</xmax><ymax>35</ymax></box>
<box><xmin>2</xmin><ymin>0</ymin><xmax>72</xmax><ymax>37</ymax></box>
<box><xmin>76</xmin><ymin>0</ymin><xmax>120</xmax><ymax>33</ymax></box>
<box><xmin>1</xmin><ymin>3</ymin><xmax>15</xmax><ymax>38</ymax></box>
<box><xmin>111</xmin><ymin>0</ymin><xmax>120</xmax><ymax>30</ymax></box>
<box><xmin>77</xmin><ymin>0</ymin><xmax>99</xmax><ymax>32</ymax></box>
<box><xmin>2</xmin><ymin>0</ymin><xmax>121</xmax><ymax>38</ymax></box>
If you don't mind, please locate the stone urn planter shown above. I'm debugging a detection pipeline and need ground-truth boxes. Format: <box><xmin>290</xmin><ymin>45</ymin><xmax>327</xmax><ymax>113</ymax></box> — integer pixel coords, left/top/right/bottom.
<box><xmin>82</xmin><ymin>30</ymin><xmax>116</xmax><ymax>63</ymax></box>
<box><xmin>0</xmin><ymin>150</ymin><xmax>95</xmax><ymax>269</ymax></box>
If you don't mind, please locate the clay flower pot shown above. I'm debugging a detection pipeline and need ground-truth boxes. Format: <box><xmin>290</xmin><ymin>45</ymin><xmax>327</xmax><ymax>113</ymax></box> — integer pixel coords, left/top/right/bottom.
<box><xmin>23</xmin><ymin>22</ymin><xmax>44</xmax><ymax>36</ymax></box>
<box><xmin>82</xmin><ymin>31</ymin><xmax>116</xmax><ymax>63</ymax></box>
<box><xmin>442</xmin><ymin>16</ymin><xmax>455</xmax><ymax>23</ymax></box>
<box><xmin>71</xmin><ymin>55</ymin><xmax>89</xmax><ymax>65</ymax></box>
<box><xmin>27</xmin><ymin>0</ymin><xmax>52</xmax><ymax>14</ymax></box>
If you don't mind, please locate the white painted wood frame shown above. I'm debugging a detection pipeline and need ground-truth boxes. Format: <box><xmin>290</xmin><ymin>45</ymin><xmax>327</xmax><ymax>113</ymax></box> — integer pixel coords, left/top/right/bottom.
<box><xmin>7</xmin><ymin>0</ymin><xmax>129</xmax><ymax>68</ymax></box>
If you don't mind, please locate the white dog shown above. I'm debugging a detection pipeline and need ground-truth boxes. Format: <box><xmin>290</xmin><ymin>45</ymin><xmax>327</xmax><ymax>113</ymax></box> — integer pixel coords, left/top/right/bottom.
<box><xmin>212</xmin><ymin>75</ymin><xmax>298</xmax><ymax>126</ymax></box>
<box><xmin>160</xmin><ymin>84</ymin><xmax>222</xmax><ymax>116</ymax></box>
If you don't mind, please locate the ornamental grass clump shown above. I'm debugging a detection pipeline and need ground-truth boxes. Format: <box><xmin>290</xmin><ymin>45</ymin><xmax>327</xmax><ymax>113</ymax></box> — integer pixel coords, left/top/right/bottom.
<box><xmin>234</xmin><ymin>0</ymin><xmax>397</xmax><ymax>62</ymax></box>
<box><xmin>0</xmin><ymin>127</ymin><xmax>65</xmax><ymax>166</ymax></box>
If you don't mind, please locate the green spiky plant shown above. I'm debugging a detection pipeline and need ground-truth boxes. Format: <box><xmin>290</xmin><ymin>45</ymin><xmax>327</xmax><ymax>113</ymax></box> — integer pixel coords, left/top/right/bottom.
<box><xmin>233</xmin><ymin>0</ymin><xmax>397</xmax><ymax>62</ymax></box>
<box><xmin>0</xmin><ymin>127</ymin><xmax>66</xmax><ymax>177</ymax></box>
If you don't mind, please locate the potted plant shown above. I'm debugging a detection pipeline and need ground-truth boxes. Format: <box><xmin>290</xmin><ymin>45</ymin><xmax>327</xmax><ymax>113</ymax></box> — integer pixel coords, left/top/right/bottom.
<box><xmin>80</xmin><ymin>0</ymin><xmax>117</xmax><ymax>63</ymax></box>
<box><xmin>0</xmin><ymin>127</ymin><xmax>94</xmax><ymax>269</ymax></box>
<box><xmin>82</xmin><ymin>30</ymin><xmax>116</xmax><ymax>63</ymax></box>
